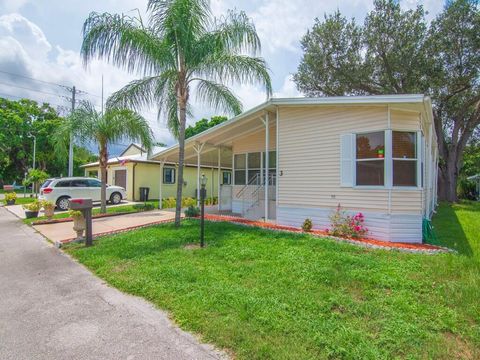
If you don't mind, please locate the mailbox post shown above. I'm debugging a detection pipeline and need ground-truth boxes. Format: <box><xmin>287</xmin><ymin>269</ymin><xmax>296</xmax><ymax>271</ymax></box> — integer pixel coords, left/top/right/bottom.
<box><xmin>69</xmin><ymin>198</ymin><xmax>93</xmax><ymax>246</ymax></box>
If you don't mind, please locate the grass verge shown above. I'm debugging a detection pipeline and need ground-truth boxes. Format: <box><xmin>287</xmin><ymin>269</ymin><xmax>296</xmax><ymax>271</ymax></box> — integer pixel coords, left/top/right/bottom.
<box><xmin>65</xmin><ymin>202</ymin><xmax>480</xmax><ymax>359</ymax></box>
<box><xmin>23</xmin><ymin>201</ymin><xmax>159</xmax><ymax>225</ymax></box>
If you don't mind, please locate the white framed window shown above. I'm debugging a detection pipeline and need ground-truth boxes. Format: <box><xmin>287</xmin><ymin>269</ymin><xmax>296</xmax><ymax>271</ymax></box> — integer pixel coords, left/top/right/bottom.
<box><xmin>355</xmin><ymin>131</ymin><xmax>385</xmax><ymax>186</ymax></box>
<box><xmin>234</xmin><ymin>154</ymin><xmax>246</xmax><ymax>185</ymax></box>
<box><xmin>222</xmin><ymin>171</ymin><xmax>232</xmax><ymax>185</ymax></box>
<box><xmin>163</xmin><ymin>167</ymin><xmax>176</xmax><ymax>184</ymax></box>
<box><xmin>341</xmin><ymin>130</ymin><xmax>421</xmax><ymax>188</ymax></box>
<box><xmin>392</xmin><ymin>131</ymin><xmax>418</xmax><ymax>187</ymax></box>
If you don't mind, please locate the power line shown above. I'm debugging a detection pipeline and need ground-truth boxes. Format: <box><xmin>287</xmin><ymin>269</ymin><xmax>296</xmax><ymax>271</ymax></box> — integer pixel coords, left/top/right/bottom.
<box><xmin>0</xmin><ymin>69</ymin><xmax>100</xmax><ymax>99</ymax></box>
<box><xmin>0</xmin><ymin>69</ymin><xmax>65</xmax><ymax>88</ymax></box>
<box><xmin>0</xmin><ymin>91</ymin><xmax>71</xmax><ymax>108</ymax></box>
<box><xmin>0</xmin><ymin>81</ymin><xmax>68</xmax><ymax>99</ymax></box>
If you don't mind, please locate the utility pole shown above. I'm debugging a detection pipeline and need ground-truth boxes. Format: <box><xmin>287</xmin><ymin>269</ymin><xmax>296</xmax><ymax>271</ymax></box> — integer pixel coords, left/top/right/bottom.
<box><xmin>68</xmin><ymin>86</ymin><xmax>75</xmax><ymax>177</ymax></box>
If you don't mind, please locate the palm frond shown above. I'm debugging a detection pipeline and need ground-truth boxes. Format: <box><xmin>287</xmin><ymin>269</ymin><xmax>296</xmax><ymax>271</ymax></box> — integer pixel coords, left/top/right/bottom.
<box><xmin>206</xmin><ymin>10</ymin><xmax>261</xmax><ymax>55</ymax></box>
<box><xmin>147</xmin><ymin>0</ymin><xmax>211</xmax><ymax>39</ymax></box>
<box><xmin>105</xmin><ymin>108</ymin><xmax>155</xmax><ymax>151</ymax></box>
<box><xmin>194</xmin><ymin>54</ymin><xmax>273</xmax><ymax>97</ymax></box>
<box><xmin>194</xmin><ymin>79</ymin><xmax>242</xmax><ymax>115</ymax></box>
<box><xmin>82</xmin><ymin>12</ymin><xmax>174</xmax><ymax>75</ymax></box>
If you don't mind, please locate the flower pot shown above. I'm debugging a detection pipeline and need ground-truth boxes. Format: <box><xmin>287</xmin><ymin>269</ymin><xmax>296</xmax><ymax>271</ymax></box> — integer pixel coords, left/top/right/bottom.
<box><xmin>25</xmin><ymin>210</ymin><xmax>39</xmax><ymax>219</ymax></box>
<box><xmin>44</xmin><ymin>207</ymin><xmax>55</xmax><ymax>219</ymax></box>
<box><xmin>73</xmin><ymin>216</ymin><xmax>86</xmax><ymax>239</ymax></box>
<box><xmin>6</xmin><ymin>200</ymin><xmax>15</xmax><ymax>206</ymax></box>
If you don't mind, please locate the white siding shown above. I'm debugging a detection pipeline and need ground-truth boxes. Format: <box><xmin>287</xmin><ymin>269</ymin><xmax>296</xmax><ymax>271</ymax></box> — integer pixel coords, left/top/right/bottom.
<box><xmin>276</xmin><ymin>105</ymin><xmax>425</xmax><ymax>243</ymax></box>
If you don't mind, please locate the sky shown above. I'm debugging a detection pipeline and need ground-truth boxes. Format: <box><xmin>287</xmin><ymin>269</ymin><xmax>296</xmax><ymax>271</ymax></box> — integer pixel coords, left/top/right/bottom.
<box><xmin>0</xmin><ymin>0</ymin><xmax>445</xmax><ymax>155</ymax></box>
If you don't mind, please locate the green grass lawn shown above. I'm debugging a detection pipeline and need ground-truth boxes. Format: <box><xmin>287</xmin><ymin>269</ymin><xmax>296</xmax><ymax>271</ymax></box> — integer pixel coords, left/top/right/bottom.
<box><xmin>65</xmin><ymin>203</ymin><xmax>480</xmax><ymax>359</ymax></box>
<box><xmin>22</xmin><ymin>201</ymin><xmax>159</xmax><ymax>225</ymax></box>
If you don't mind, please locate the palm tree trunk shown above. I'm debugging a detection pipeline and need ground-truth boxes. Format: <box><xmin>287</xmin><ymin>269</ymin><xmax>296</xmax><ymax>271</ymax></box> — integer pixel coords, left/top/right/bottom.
<box><xmin>99</xmin><ymin>144</ymin><xmax>108</xmax><ymax>214</ymax></box>
<box><xmin>175</xmin><ymin>97</ymin><xmax>187</xmax><ymax>227</ymax></box>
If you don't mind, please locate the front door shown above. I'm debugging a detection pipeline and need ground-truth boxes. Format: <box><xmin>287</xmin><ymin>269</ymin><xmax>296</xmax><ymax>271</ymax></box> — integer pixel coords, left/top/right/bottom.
<box><xmin>114</xmin><ymin>169</ymin><xmax>127</xmax><ymax>189</ymax></box>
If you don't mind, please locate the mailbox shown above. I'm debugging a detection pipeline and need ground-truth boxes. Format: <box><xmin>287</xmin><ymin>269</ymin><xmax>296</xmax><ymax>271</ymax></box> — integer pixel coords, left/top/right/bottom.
<box><xmin>69</xmin><ymin>198</ymin><xmax>93</xmax><ymax>246</ymax></box>
<box><xmin>69</xmin><ymin>198</ymin><xmax>93</xmax><ymax>210</ymax></box>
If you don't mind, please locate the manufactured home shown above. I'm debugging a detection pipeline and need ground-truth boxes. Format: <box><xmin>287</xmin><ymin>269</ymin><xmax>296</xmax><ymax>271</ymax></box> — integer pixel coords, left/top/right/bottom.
<box><xmin>82</xmin><ymin>143</ymin><xmax>231</xmax><ymax>202</ymax></box>
<box><xmin>150</xmin><ymin>95</ymin><xmax>438</xmax><ymax>243</ymax></box>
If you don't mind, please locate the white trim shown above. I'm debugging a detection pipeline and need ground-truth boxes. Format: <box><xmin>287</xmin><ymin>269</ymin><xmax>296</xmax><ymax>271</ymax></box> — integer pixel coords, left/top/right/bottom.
<box><xmin>385</xmin><ymin>129</ymin><xmax>393</xmax><ymax>189</ymax></box>
<box><xmin>264</xmin><ymin>112</ymin><xmax>269</xmax><ymax>221</ymax></box>
<box><xmin>275</xmin><ymin>106</ymin><xmax>279</xmax><ymax>223</ymax></box>
<box><xmin>217</xmin><ymin>148</ymin><xmax>221</xmax><ymax>211</ymax></box>
<box><xmin>158</xmin><ymin>161</ymin><xmax>164</xmax><ymax>208</ymax></box>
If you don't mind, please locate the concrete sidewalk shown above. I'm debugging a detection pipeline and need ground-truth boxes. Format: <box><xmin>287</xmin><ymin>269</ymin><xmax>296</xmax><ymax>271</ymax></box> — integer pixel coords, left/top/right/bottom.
<box><xmin>0</xmin><ymin>207</ymin><xmax>225</xmax><ymax>360</ymax></box>
<box><xmin>33</xmin><ymin>210</ymin><xmax>177</xmax><ymax>243</ymax></box>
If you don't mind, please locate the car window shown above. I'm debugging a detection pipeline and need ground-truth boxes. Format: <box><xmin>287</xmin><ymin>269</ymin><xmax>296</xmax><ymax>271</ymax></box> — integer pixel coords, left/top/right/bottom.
<box><xmin>71</xmin><ymin>179</ymin><xmax>88</xmax><ymax>187</ymax></box>
<box><xmin>55</xmin><ymin>180</ymin><xmax>71</xmax><ymax>187</ymax></box>
<box><xmin>41</xmin><ymin>180</ymin><xmax>52</xmax><ymax>188</ymax></box>
<box><xmin>87</xmin><ymin>179</ymin><xmax>101</xmax><ymax>187</ymax></box>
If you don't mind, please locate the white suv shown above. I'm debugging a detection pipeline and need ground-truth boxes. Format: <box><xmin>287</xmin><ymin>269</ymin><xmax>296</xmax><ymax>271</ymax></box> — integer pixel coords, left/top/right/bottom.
<box><xmin>39</xmin><ymin>177</ymin><xmax>127</xmax><ymax>211</ymax></box>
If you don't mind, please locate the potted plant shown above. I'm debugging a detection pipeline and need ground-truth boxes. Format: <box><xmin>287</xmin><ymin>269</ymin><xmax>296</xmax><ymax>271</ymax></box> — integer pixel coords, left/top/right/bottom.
<box><xmin>4</xmin><ymin>192</ymin><xmax>17</xmax><ymax>206</ymax></box>
<box><xmin>23</xmin><ymin>200</ymin><xmax>41</xmax><ymax>218</ymax></box>
<box><xmin>41</xmin><ymin>200</ymin><xmax>55</xmax><ymax>219</ymax></box>
<box><xmin>69</xmin><ymin>210</ymin><xmax>86</xmax><ymax>239</ymax></box>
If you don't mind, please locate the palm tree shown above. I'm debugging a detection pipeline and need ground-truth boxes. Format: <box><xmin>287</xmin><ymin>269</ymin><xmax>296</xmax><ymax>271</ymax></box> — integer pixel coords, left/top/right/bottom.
<box><xmin>55</xmin><ymin>102</ymin><xmax>154</xmax><ymax>213</ymax></box>
<box><xmin>81</xmin><ymin>0</ymin><xmax>272</xmax><ymax>226</ymax></box>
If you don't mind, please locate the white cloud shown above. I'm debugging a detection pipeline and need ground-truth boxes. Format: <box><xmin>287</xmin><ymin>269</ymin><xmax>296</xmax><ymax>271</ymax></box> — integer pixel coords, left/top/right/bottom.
<box><xmin>274</xmin><ymin>74</ymin><xmax>301</xmax><ymax>98</ymax></box>
<box><xmin>0</xmin><ymin>13</ymin><xmax>174</xmax><ymax>148</ymax></box>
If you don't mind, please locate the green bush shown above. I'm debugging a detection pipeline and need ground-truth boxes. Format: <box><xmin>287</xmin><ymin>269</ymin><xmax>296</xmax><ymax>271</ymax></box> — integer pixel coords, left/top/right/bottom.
<box><xmin>23</xmin><ymin>200</ymin><xmax>41</xmax><ymax>212</ymax></box>
<box><xmin>302</xmin><ymin>218</ymin><xmax>313</xmax><ymax>232</ymax></box>
<box><xmin>184</xmin><ymin>205</ymin><xmax>200</xmax><ymax>217</ymax></box>
<box><xmin>162</xmin><ymin>197</ymin><xmax>198</xmax><ymax>208</ymax></box>
<box><xmin>4</xmin><ymin>192</ymin><xmax>17</xmax><ymax>203</ymax></box>
<box><xmin>458</xmin><ymin>178</ymin><xmax>477</xmax><ymax>200</ymax></box>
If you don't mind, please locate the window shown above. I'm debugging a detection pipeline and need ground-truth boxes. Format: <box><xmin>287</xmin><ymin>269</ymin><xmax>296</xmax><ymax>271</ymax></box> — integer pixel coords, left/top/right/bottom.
<box><xmin>87</xmin><ymin>179</ymin><xmax>101</xmax><ymax>187</ymax></box>
<box><xmin>262</xmin><ymin>150</ymin><xmax>277</xmax><ymax>185</ymax></box>
<box><xmin>234</xmin><ymin>154</ymin><xmax>246</xmax><ymax>185</ymax></box>
<box><xmin>55</xmin><ymin>180</ymin><xmax>71</xmax><ymax>187</ymax></box>
<box><xmin>222</xmin><ymin>171</ymin><xmax>232</xmax><ymax>185</ymax></box>
<box><xmin>88</xmin><ymin>170</ymin><xmax>98</xmax><ymax>178</ymax></box>
<box><xmin>248</xmin><ymin>152</ymin><xmax>261</xmax><ymax>183</ymax></box>
<box><xmin>393</xmin><ymin>131</ymin><xmax>417</xmax><ymax>186</ymax></box>
<box><xmin>356</xmin><ymin>131</ymin><xmax>385</xmax><ymax>186</ymax></box>
<box><xmin>71</xmin><ymin>179</ymin><xmax>88</xmax><ymax>187</ymax></box>
<box><xmin>163</xmin><ymin>168</ymin><xmax>176</xmax><ymax>184</ymax></box>
<box><xmin>41</xmin><ymin>180</ymin><xmax>52</xmax><ymax>188</ymax></box>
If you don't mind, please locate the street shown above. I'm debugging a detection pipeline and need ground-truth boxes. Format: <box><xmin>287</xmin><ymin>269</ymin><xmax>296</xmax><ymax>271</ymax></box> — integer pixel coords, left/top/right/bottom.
<box><xmin>0</xmin><ymin>207</ymin><xmax>225</xmax><ymax>360</ymax></box>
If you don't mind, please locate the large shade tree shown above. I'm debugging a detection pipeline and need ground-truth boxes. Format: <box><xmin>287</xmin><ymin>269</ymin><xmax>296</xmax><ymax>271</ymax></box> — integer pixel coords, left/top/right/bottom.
<box><xmin>81</xmin><ymin>0</ymin><xmax>272</xmax><ymax>226</ymax></box>
<box><xmin>294</xmin><ymin>0</ymin><xmax>479</xmax><ymax>202</ymax></box>
<box><xmin>55</xmin><ymin>102</ymin><xmax>154</xmax><ymax>213</ymax></box>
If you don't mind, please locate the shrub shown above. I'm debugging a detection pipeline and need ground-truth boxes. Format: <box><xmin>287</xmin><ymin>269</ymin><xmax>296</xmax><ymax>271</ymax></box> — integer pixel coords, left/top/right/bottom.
<box><xmin>327</xmin><ymin>204</ymin><xmax>368</xmax><ymax>239</ymax></box>
<box><xmin>184</xmin><ymin>205</ymin><xmax>200</xmax><ymax>217</ymax></box>
<box><xmin>457</xmin><ymin>178</ymin><xmax>477</xmax><ymax>200</ymax></box>
<box><xmin>302</xmin><ymin>218</ymin><xmax>313</xmax><ymax>232</ymax></box>
<box><xmin>162</xmin><ymin>197</ymin><xmax>198</xmax><ymax>208</ymax></box>
<box><xmin>23</xmin><ymin>200</ymin><xmax>41</xmax><ymax>212</ymax></box>
<box><xmin>4</xmin><ymin>192</ymin><xmax>17</xmax><ymax>203</ymax></box>
<box><xmin>41</xmin><ymin>200</ymin><xmax>55</xmax><ymax>210</ymax></box>
<box><xmin>133</xmin><ymin>203</ymin><xmax>156</xmax><ymax>211</ymax></box>
<box><xmin>68</xmin><ymin>210</ymin><xmax>83</xmax><ymax>218</ymax></box>
<box><xmin>182</xmin><ymin>197</ymin><xmax>197</xmax><ymax>207</ymax></box>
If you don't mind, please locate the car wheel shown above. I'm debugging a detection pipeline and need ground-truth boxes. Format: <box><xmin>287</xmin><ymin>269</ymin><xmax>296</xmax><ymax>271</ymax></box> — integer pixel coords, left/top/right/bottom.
<box><xmin>56</xmin><ymin>196</ymin><xmax>70</xmax><ymax>211</ymax></box>
<box><xmin>110</xmin><ymin>192</ymin><xmax>122</xmax><ymax>205</ymax></box>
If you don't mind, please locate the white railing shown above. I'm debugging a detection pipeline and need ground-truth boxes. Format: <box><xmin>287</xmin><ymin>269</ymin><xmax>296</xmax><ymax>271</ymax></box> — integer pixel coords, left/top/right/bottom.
<box><xmin>235</xmin><ymin>173</ymin><xmax>276</xmax><ymax>219</ymax></box>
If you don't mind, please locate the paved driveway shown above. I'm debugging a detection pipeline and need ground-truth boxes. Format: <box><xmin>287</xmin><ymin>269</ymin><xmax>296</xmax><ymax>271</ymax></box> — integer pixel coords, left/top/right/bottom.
<box><xmin>0</xmin><ymin>207</ymin><xmax>225</xmax><ymax>360</ymax></box>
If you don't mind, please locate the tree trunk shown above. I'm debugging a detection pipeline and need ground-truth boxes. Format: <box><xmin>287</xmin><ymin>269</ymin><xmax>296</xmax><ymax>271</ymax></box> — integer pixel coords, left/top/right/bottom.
<box><xmin>99</xmin><ymin>144</ymin><xmax>107</xmax><ymax>214</ymax></box>
<box><xmin>175</xmin><ymin>96</ymin><xmax>187</xmax><ymax>227</ymax></box>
